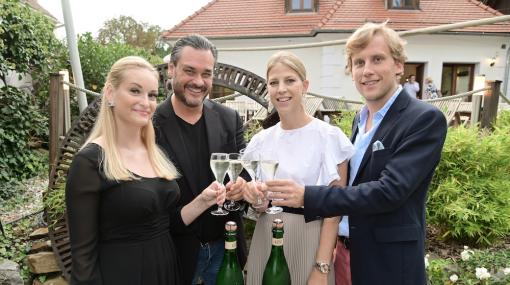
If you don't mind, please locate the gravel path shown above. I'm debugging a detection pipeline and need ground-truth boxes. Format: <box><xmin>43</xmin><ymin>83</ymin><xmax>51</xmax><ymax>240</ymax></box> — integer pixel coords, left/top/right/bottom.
<box><xmin>0</xmin><ymin>175</ymin><xmax>47</xmax><ymax>224</ymax></box>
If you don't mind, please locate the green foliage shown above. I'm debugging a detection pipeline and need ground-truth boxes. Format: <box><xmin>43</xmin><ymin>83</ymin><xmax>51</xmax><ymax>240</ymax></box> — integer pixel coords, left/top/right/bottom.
<box><xmin>0</xmin><ymin>180</ymin><xmax>25</xmax><ymax>203</ymax></box>
<box><xmin>0</xmin><ymin>220</ymin><xmax>34</xmax><ymax>281</ymax></box>
<box><xmin>0</xmin><ymin>0</ymin><xmax>60</xmax><ymax>84</ymax></box>
<box><xmin>427</xmin><ymin>257</ymin><xmax>453</xmax><ymax>284</ymax></box>
<box><xmin>244</xmin><ymin>119</ymin><xmax>262</xmax><ymax>143</ymax></box>
<box><xmin>427</xmin><ymin>249</ymin><xmax>510</xmax><ymax>285</ymax></box>
<box><xmin>31</xmin><ymin>39</ymin><xmax>69</xmax><ymax>122</ymax></box>
<box><xmin>494</xmin><ymin>110</ymin><xmax>510</xmax><ymax>130</ymax></box>
<box><xmin>0</xmin><ymin>0</ymin><xmax>68</xmax><ymax>149</ymax></box>
<box><xmin>332</xmin><ymin>110</ymin><xmax>356</xmax><ymax>138</ymax></box>
<box><xmin>428</xmin><ymin>124</ymin><xmax>510</xmax><ymax>246</ymax></box>
<box><xmin>78</xmin><ymin>32</ymin><xmax>163</xmax><ymax>94</ymax></box>
<box><xmin>44</xmin><ymin>176</ymin><xmax>66</xmax><ymax>225</ymax></box>
<box><xmin>0</xmin><ymin>87</ymin><xmax>47</xmax><ymax>182</ymax></box>
<box><xmin>97</xmin><ymin>16</ymin><xmax>169</xmax><ymax>57</ymax></box>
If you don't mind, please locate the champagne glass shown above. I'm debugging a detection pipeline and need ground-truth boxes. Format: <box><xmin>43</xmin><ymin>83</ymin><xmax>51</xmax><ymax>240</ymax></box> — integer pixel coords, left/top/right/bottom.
<box><xmin>260</xmin><ymin>159</ymin><xmax>282</xmax><ymax>214</ymax></box>
<box><xmin>240</xmin><ymin>149</ymin><xmax>264</xmax><ymax>208</ymax></box>
<box><xmin>210</xmin><ymin>153</ymin><xmax>229</xmax><ymax>216</ymax></box>
<box><xmin>240</xmin><ymin>149</ymin><xmax>259</xmax><ymax>181</ymax></box>
<box><xmin>224</xmin><ymin>153</ymin><xmax>243</xmax><ymax>211</ymax></box>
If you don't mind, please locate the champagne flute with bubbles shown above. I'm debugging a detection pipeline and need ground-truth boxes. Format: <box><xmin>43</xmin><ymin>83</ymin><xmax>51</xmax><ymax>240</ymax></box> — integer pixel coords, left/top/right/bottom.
<box><xmin>224</xmin><ymin>153</ymin><xmax>243</xmax><ymax>211</ymax></box>
<box><xmin>210</xmin><ymin>153</ymin><xmax>229</xmax><ymax>216</ymax></box>
<box><xmin>240</xmin><ymin>148</ymin><xmax>264</xmax><ymax>208</ymax></box>
<box><xmin>261</xmin><ymin>159</ymin><xmax>282</xmax><ymax>214</ymax></box>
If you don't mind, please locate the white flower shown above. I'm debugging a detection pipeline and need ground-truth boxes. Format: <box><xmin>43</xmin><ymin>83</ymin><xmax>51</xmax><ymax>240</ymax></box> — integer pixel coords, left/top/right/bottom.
<box><xmin>449</xmin><ymin>274</ymin><xmax>458</xmax><ymax>282</ymax></box>
<box><xmin>475</xmin><ymin>267</ymin><xmax>491</xmax><ymax>280</ymax></box>
<box><xmin>424</xmin><ymin>254</ymin><xmax>429</xmax><ymax>268</ymax></box>
<box><xmin>460</xmin><ymin>246</ymin><xmax>473</xmax><ymax>261</ymax></box>
<box><xmin>503</xmin><ymin>267</ymin><xmax>510</xmax><ymax>275</ymax></box>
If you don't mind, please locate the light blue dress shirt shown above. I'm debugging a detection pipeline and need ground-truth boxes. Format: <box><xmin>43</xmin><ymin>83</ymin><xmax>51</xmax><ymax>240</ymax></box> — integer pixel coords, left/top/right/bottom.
<box><xmin>338</xmin><ymin>86</ymin><xmax>403</xmax><ymax>237</ymax></box>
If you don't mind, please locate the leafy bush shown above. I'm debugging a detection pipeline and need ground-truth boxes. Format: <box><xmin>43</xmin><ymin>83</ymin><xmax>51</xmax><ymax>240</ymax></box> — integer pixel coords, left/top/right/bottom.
<box><xmin>427</xmin><ymin>256</ymin><xmax>453</xmax><ymax>284</ymax></box>
<box><xmin>332</xmin><ymin>110</ymin><xmax>356</xmax><ymax>138</ymax></box>
<box><xmin>0</xmin><ymin>180</ymin><xmax>25</xmax><ymax>202</ymax></box>
<box><xmin>494</xmin><ymin>110</ymin><xmax>510</xmax><ymax>130</ymax></box>
<box><xmin>244</xmin><ymin>119</ymin><xmax>262</xmax><ymax>142</ymax></box>
<box><xmin>427</xmin><ymin>247</ymin><xmax>510</xmax><ymax>285</ymax></box>
<box><xmin>43</xmin><ymin>175</ymin><xmax>66</xmax><ymax>225</ymax></box>
<box><xmin>428</xmin><ymin>124</ymin><xmax>510</xmax><ymax>246</ymax></box>
<box><xmin>0</xmin><ymin>220</ymin><xmax>35</xmax><ymax>281</ymax></box>
<box><xmin>0</xmin><ymin>0</ymin><xmax>58</xmax><ymax>84</ymax></box>
<box><xmin>0</xmin><ymin>0</ymin><xmax>67</xmax><ymax>149</ymax></box>
<box><xmin>78</xmin><ymin>33</ymin><xmax>162</xmax><ymax>93</ymax></box>
<box><xmin>0</xmin><ymin>86</ymin><xmax>47</xmax><ymax>182</ymax></box>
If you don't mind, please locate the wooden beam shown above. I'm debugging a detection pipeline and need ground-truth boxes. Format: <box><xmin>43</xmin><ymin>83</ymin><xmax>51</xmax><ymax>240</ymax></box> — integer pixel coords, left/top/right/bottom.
<box><xmin>481</xmin><ymin>80</ymin><xmax>502</xmax><ymax>129</ymax></box>
<box><xmin>49</xmin><ymin>73</ymin><xmax>64</xmax><ymax>174</ymax></box>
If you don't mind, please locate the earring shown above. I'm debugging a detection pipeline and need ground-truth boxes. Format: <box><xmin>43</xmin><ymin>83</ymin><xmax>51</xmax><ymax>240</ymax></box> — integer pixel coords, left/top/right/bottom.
<box><xmin>108</xmin><ymin>101</ymin><xmax>115</xmax><ymax>108</ymax></box>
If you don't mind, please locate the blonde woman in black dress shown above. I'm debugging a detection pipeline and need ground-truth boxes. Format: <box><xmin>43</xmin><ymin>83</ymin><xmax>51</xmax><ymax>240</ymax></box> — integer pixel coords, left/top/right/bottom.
<box><xmin>66</xmin><ymin>56</ymin><xmax>225</xmax><ymax>285</ymax></box>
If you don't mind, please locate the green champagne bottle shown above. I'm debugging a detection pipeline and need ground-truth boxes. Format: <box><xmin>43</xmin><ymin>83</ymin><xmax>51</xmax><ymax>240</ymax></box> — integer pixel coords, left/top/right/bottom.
<box><xmin>216</xmin><ymin>221</ymin><xmax>244</xmax><ymax>285</ymax></box>
<box><xmin>262</xmin><ymin>218</ymin><xmax>291</xmax><ymax>285</ymax></box>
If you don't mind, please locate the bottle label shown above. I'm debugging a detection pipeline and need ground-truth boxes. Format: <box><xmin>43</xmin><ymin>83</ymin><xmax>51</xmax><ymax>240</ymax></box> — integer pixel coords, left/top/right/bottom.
<box><xmin>225</xmin><ymin>241</ymin><xmax>237</xmax><ymax>250</ymax></box>
<box><xmin>272</xmin><ymin>238</ymin><xmax>283</xmax><ymax>246</ymax></box>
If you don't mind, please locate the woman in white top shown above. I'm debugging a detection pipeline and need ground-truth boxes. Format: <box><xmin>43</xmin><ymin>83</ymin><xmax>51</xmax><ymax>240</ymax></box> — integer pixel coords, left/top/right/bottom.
<box><xmin>243</xmin><ymin>51</ymin><xmax>354</xmax><ymax>285</ymax></box>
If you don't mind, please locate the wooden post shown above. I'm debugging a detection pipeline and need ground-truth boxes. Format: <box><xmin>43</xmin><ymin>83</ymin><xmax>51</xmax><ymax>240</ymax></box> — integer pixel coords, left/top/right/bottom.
<box><xmin>49</xmin><ymin>73</ymin><xmax>64</xmax><ymax>174</ymax></box>
<box><xmin>470</xmin><ymin>94</ymin><xmax>483</xmax><ymax>127</ymax></box>
<box><xmin>480</xmin><ymin>80</ymin><xmax>501</xmax><ymax>129</ymax></box>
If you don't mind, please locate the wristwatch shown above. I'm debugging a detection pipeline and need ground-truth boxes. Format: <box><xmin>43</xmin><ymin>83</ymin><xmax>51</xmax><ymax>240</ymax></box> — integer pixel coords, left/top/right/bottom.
<box><xmin>315</xmin><ymin>261</ymin><xmax>331</xmax><ymax>274</ymax></box>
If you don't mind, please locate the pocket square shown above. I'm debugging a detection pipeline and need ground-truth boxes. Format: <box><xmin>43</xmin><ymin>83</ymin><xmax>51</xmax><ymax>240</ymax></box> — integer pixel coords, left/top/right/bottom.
<box><xmin>372</xmin><ymin>140</ymin><xmax>385</xmax><ymax>152</ymax></box>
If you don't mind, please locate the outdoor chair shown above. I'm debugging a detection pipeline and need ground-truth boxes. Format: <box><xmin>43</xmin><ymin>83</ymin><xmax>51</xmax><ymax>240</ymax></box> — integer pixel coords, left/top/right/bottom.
<box><xmin>426</xmin><ymin>97</ymin><xmax>463</xmax><ymax>126</ymax></box>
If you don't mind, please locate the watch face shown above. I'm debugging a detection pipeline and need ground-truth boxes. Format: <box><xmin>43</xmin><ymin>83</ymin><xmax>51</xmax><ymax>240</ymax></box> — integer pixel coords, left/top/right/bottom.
<box><xmin>316</xmin><ymin>262</ymin><xmax>330</xmax><ymax>273</ymax></box>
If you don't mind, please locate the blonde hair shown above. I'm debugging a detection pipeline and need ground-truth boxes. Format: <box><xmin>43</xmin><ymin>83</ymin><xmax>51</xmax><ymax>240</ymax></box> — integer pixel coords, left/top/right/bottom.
<box><xmin>266</xmin><ymin>51</ymin><xmax>307</xmax><ymax>81</ymax></box>
<box><xmin>345</xmin><ymin>22</ymin><xmax>407</xmax><ymax>74</ymax></box>
<box><xmin>83</xmin><ymin>56</ymin><xmax>179</xmax><ymax>181</ymax></box>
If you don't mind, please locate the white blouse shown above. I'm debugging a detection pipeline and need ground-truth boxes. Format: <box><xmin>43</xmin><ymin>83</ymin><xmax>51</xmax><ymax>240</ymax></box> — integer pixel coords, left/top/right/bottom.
<box><xmin>244</xmin><ymin>118</ymin><xmax>355</xmax><ymax>186</ymax></box>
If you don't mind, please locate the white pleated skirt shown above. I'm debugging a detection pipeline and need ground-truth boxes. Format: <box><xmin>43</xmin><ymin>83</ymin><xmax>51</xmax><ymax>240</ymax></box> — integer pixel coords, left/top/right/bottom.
<box><xmin>245</xmin><ymin>212</ymin><xmax>335</xmax><ymax>285</ymax></box>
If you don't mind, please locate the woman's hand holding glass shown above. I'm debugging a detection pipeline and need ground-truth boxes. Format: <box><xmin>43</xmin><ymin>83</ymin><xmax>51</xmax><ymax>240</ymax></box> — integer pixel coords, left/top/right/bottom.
<box><xmin>199</xmin><ymin>181</ymin><xmax>226</xmax><ymax>208</ymax></box>
<box><xmin>260</xmin><ymin>159</ymin><xmax>282</xmax><ymax>214</ymax></box>
<box><xmin>240</xmin><ymin>148</ymin><xmax>266</xmax><ymax>208</ymax></box>
<box><xmin>243</xmin><ymin>181</ymin><xmax>268</xmax><ymax>211</ymax></box>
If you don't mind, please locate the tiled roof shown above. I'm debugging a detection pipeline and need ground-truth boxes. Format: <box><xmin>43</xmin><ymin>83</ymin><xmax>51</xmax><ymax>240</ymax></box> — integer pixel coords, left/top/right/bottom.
<box><xmin>320</xmin><ymin>0</ymin><xmax>510</xmax><ymax>33</ymax></box>
<box><xmin>162</xmin><ymin>0</ymin><xmax>510</xmax><ymax>40</ymax></box>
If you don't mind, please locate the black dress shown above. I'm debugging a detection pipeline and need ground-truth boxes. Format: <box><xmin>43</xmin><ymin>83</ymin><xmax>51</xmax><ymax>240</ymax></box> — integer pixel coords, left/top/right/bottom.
<box><xmin>65</xmin><ymin>143</ymin><xmax>182</xmax><ymax>285</ymax></box>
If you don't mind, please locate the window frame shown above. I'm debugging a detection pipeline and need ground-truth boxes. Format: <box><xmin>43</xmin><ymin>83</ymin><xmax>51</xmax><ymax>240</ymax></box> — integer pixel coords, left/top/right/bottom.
<box><xmin>387</xmin><ymin>0</ymin><xmax>420</xmax><ymax>10</ymax></box>
<box><xmin>287</xmin><ymin>0</ymin><xmax>318</xmax><ymax>13</ymax></box>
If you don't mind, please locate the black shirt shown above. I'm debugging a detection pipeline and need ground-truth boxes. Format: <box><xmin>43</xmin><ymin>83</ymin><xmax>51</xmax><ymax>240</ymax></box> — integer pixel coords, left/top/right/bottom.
<box><xmin>174</xmin><ymin>115</ymin><xmax>232</xmax><ymax>242</ymax></box>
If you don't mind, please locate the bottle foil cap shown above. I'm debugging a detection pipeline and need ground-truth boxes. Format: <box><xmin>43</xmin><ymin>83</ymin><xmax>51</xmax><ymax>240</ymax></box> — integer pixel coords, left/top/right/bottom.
<box><xmin>225</xmin><ymin>221</ymin><xmax>237</xmax><ymax>231</ymax></box>
<box><xmin>272</xmin><ymin>218</ymin><xmax>284</xmax><ymax>229</ymax></box>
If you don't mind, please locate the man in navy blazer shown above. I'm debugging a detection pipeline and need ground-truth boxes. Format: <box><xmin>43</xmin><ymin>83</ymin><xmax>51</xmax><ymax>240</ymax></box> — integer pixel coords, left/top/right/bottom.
<box><xmin>266</xmin><ymin>22</ymin><xmax>447</xmax><ymax>285</ymax></box>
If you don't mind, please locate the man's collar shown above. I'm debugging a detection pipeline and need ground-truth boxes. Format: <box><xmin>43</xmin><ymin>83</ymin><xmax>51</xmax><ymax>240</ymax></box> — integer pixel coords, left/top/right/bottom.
<box><xmin>359</xmin><ymin>85</ymin><xmax>402</xmax><ymax>125</ymax></box>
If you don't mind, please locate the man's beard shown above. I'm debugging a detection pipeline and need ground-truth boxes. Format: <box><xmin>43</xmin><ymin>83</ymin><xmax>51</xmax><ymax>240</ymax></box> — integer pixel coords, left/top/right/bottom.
<box><xmin>173</xmin><ymin>83</ymin><xmax>208</xmax><ymax>108</ymax></box>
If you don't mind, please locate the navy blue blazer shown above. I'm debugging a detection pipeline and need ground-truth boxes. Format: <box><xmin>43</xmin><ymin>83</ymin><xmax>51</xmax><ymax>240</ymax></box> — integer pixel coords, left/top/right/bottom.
<box><xmin>304</xmin><ymin>90</ymin><xmax>447</xmax><ymax>285</ymax></box>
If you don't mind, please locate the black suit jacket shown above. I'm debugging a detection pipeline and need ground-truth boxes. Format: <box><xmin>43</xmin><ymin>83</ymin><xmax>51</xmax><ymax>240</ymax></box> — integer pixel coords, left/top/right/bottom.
<box><xmin>153</xmin><ymin>96</ymin><xmax>247</xmax><ymax>284</ymax></box>
<box><xmin>304</xmin><ymin>90</ymin><xmax>447</xmax><ymax>285</ymax></box>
